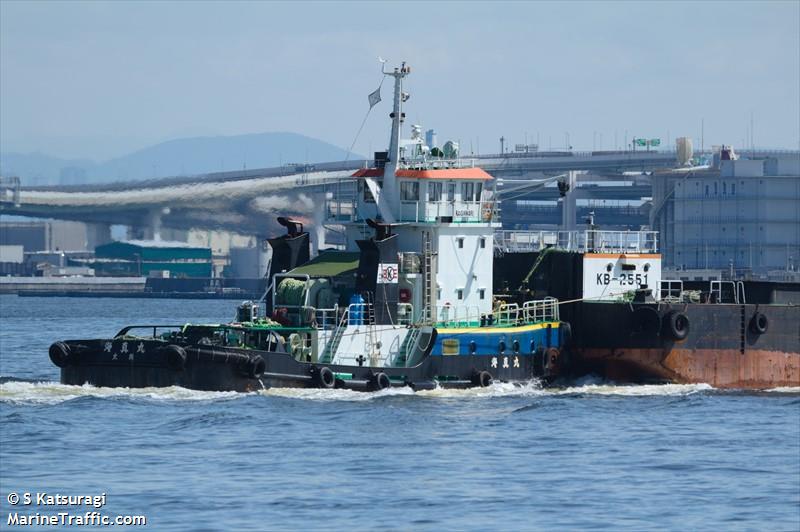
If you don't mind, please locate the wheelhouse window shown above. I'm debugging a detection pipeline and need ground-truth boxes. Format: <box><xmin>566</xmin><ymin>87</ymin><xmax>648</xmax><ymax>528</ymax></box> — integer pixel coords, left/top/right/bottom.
<box><xmin>428</xmin><ymin>181</ymin><xmax>443</xmax><ymax>202</ymax></box>
<box><xmin>457</xmin><ymin>288</ymin><xmax>464</xmax><ymax>300</ymax></box>
<box><xmin>462</xmin><ymin>182</ymin><xmax>483</xmax><ymax>202</ymax></box>
<box><xmin>400</xmin><ymin>181</ymin><xmax>419</xmax><ymax>201</ymax></box>
<box><xmin>447</xmin><ymin>182</ymin><xmax>456</xmax><ymax>202</ymax></box>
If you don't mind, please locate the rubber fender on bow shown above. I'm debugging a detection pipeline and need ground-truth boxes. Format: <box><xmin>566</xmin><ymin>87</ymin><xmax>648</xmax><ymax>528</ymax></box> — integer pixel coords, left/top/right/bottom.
<box><xmin>164</xmin><ymin>345</ymin><xmax>187</xmax><ymax>372</ymax></box>
<box><xmin>559</xmin><ymin>322</ymin><xmax>573</xmax><ymax>346</ymax></box>
<box><xmin>473</xmin><ymin>370</ymin><xmax>493</xmax><ymax>388</ymax></box>
<box><xmin>631</xmin><ymin>306</ymin><xmax>661</xmax><ymax>335</ymax></box>
<box><xmin>533</xmin><ymin>346</ymin><xmax>546</xmax><ymax>375</ymax></box>
<box><xmin>317</xmin><ymin>367</ymin><xmax>336</xmax><ymax>389</ymax></box>
<box><xmin>371</xmin><ymin>372</ymin><xmax>391</xmax><ymax>391</ymax></box>
<box><xmin>49</xmin><ymin>341</ymin><xmax>72</xmax><ymax>368</ymax></box>
<box><xmin>545</xmin><ymin>347</ymin><xmax>560</xmax><ymax>369</ymax></box>
<box><xmin>664</xmin><ymin>311</ymin><xmax>690</xmax><ymax>340</ymax></box>
<box><xmin>749</xmin><ymin>312</ymin><xmax>769</xmax><ymax>335</ymax></box>
<box><xmin>248</xmin><ymin>356</ymin><xmax>266</xmax><ymax>379</ymax></box>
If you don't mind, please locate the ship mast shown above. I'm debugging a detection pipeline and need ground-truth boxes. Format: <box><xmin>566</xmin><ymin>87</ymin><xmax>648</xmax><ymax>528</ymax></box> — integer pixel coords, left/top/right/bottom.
<box><xmin>385</xmin><ymin>62</ymin><xmax>409</xmax><ymax>165</ymax></box>
<box><xmin>380</xmin><ymin>62</ymin><xmax>410</xmax><ymax>211</ymax></box>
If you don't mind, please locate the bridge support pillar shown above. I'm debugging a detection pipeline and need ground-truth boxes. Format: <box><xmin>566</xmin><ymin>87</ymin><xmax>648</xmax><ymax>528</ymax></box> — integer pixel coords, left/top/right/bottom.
<box><xmin>309</xmin><ymin>192</ymin><xmax>325</xmax><ymax>255</ymax></box>
<box><xmin>560</xmin><ymin>170</ymin><xmax>577</xmax><ymax>230</ymax></box>
<box><xmin>128</xmin><ymin>210</ymin><xmax>163</xmax><ymax>241</ymax></box>
<box><xmin>85</xmin><ymin>223</ymin><xmax>112</xmax><ymax>249</ymax></box>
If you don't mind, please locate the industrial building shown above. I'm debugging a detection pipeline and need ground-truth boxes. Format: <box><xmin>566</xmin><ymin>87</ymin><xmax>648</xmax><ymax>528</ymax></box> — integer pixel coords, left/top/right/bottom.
<box><xmin>92</xmin><ymin>241</ymin><xmax>213</xmax><ymax>278</ymax></box>
<box><xmin>653</xmin><ymin>153</ymin><xmax>800</xmax><ymax>277</ymax></box>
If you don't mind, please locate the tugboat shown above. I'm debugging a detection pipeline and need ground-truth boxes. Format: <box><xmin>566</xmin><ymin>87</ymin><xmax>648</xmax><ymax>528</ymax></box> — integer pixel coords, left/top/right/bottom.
<box><xmin>49</xmin><ymin>62</ymin><xmax>567</xmax><ymax>392</ymax></box>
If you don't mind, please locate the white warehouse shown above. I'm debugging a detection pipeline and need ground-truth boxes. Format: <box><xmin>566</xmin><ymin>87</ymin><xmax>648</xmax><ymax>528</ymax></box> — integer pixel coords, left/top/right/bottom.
<box><xmin>668</xmin><ymin>156</ymin><xmax>800</xmax><ymax>274</ymax></box>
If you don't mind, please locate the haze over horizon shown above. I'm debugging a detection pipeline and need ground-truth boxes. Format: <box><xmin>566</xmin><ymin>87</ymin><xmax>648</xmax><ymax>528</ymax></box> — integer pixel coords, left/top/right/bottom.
<box><xmin>1</xmin><ymin>0</ymin><xmax>799</xmax><ymax>163</ymax></box>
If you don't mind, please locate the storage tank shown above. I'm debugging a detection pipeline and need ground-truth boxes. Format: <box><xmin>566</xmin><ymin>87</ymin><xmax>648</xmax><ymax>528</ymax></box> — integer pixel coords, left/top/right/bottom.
<box><xmin>676</xmin><ymin>137</ymin><xmax>693</xmax><ymax>166</ymax></box>
<box><xmin>425</xmin><ymin>129</ymin><xmax>437</xmax><ymax>150</ymax></box>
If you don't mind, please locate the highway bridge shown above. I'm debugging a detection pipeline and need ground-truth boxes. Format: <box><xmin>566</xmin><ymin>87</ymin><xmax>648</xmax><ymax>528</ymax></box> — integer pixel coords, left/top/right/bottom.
<box><xmin>2</xmin><ymin>148</ymin><xmax>789</xmax><ymax>238</ymax></box>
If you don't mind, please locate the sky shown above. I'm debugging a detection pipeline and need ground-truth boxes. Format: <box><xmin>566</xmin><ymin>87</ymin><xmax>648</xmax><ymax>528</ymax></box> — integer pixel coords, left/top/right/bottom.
<box><xmin>1</xmin><ymin>0</ymin><xmax>799</xmax><ymax>161</ymax></box>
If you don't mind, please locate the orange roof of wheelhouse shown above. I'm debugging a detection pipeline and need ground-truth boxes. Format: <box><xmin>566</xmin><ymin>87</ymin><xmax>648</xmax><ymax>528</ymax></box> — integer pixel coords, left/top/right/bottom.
<box><xmin>352</xmin><ymin>167</ymin><xmax>493</xmax><ymax>180</ymax></box>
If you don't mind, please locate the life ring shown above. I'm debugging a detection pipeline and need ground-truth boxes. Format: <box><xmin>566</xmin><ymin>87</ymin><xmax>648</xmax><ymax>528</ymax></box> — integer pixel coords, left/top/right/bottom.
<box><xmin>164</xmin><ymin>345</ymin><xmax>187</xmax><ymax>371</ymax></box>
<box><xmin>473</xmin><ymin>370</ymin><xmax>493</xmax><ymax>388</ymax></box>
<box><xmin>49</xmin><ymin>341</ymin><xmax>72</xmax><ymax>368</ymax></box>
<box><xmin>317</xmin><ymin>367</ymin><xmax>336</xmax><ymax>389</ymax></box>
<box><xmin>248</xmin><ymin>356</ymin><xmax>266</xmax><ymax>379</ymax></box>
<box><xmin>481</xmin><ymin>203</ymin><xmax>493</xmax><ymax>221</ymax></box>
<box><xmin>749</xmin><ymin>312</ymin><xmax>769</xmax><ymax>334</ymax></box>
<box><xmin>371</xmin><ymin>372</ymin><xmax>391</xmax><ymax>391</ymax></box>
<box><xmin>664</xmin><ymin>311</ymin><xmax>690</xmax><ymax>340</ymax></box>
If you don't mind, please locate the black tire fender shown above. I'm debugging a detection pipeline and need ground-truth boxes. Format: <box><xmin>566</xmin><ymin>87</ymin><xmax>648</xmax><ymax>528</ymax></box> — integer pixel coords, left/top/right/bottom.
<box><xmin>632</xmin><ymin>306</ymin><xmax>661</xmax><ymax>335</ymax></box>
<box><xmin>545</xmin><ymin>347</ymin><xmax>560</xmax><ymax>369</ymax></box>
<box><xmin>164</xmin><ymin>345</ymin><xmax>187</xmax><ymax>372</ymax></box>
<box><xmin>664</xmin><ymin>311</ymin><xmax>690</xmax><ymax>340</ymax></box>
<box><xmin>317</xmin><ymin>367</ymin><xmax>336</xmax><ymax>389</ymax></box>
<box><xmin>559</xmin><ymin>322</ymin><xmax>573</xmax><ymax>346</ymax></box>
<box><xmin>749</xmin><ymin>312</ymin><xmax>769</xmax><ymax>334</ymax></box>
<box><xmin>371</xmin><ymin>372</ymin><xmax>391</xmax><ymax>391</ymax></box>
<box><xmin>473</xmin><ymin>370</ymin><xmax>493</xmax><ymax>388</ymax></box>
<box><xmin>533</xmin><ymin>346</ymin><xmax>546</xmax><ymax>375</ymax></box>
<box><xmin>49</xmin><ymin>341</ymin><xmax>72</xmax><ymax>368</ymax></box>
<box><xmin>248</xmin><ymin>356</ymin><xmax>266</xmax><ymax>379</ymax></box>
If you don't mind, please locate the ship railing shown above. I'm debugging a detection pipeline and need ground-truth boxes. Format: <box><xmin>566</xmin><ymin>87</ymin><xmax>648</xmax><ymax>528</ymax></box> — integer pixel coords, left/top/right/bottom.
<box><xmin>427</xmin><ymin>304</ymin><xmax>483</xmax><ymax>328</ymax></box>
<box><xmin>659</xmin><ymin>280</ymin><xmax>684</xmax><ymax>302</ymax></box>
<box><xmin>397</xmin><ymin>303</ymin><xmax>415</xmax><ymax>326</ymax></box>
<box><xmin>398</xmin><ymin>157</ymin><xmax>477</xmax><ymax>170</ymax></box>
<box><xmin>522</xmin><ymin>297</ymin><xmax>560</xmax><ymax>323</ymax></box>
<box><xmin>314</xmin><ymin>306</ymin><xmax>340</xmax><ymax>330</ymax></box>
<box><xmin>709</xmin><ymin>280</ymin><xmax>746</xmax><ymax>304</ymax></box>
<box><xmin>495</xmin><ymin>230</ymin><xmax>659</xmax><ymax>254</ymax></box>
<box><xmin>114</xmin><ymin>325</ymin><xmax>185</xmax><ymax>339</ymax></box>
<box><xmin>343</xmin><ymin>302</ymin><xmax>375</xmax><ymax>326</ymax></box>
<box><xmin>495</xmin><ymin>303</ymin><xmax>520</xmax><ymax>327</ymax></box>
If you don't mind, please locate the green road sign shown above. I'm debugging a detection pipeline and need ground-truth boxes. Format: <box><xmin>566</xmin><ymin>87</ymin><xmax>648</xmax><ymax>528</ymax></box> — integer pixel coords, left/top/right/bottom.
<box><xmin>650</xmin><ymin>139</ymin><xmax>661</xmax><ymax>146</ymax></box>
<box><xmin>635</xmin><ymin>139</ymin><xmax>647</xmax><ymax>146</ymax></box>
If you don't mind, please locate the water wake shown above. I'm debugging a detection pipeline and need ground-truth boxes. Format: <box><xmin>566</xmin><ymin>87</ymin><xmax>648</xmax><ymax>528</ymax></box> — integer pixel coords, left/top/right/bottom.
<box><xmin>0</xmin><ymin>381</ymin><xmax>242</xmax><ymax>405</ymax></box>
<box><xmin>0</xmin><ymin>378</ymin><xmax>716</xmax><ymax>406</ymax></box>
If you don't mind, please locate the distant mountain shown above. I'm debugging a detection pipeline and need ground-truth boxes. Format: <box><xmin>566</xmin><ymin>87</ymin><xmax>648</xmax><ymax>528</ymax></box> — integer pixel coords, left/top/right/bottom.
<box><xmin>0</xmin><ymin>152</ymin><xmax>95</xmax><ymax>186</ymax></box>
<box><xmin>0</xmin><ymin>132</ymin><xmax>359</xmax><ymax>185</ymax></box>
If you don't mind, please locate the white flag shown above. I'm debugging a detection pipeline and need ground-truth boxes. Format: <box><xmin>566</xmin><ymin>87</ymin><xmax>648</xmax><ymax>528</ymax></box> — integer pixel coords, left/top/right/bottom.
<box><xmin>368</xmin><ymin>87</ymin><xmax>381</xmax><ymax>109</ymax></box>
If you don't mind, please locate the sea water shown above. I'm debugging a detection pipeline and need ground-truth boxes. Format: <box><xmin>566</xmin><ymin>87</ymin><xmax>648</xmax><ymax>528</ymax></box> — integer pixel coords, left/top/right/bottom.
<box><xmin>1</xmin><ymin>295</ymin><xmax>798</xmax><ymax>531</ymax></box>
